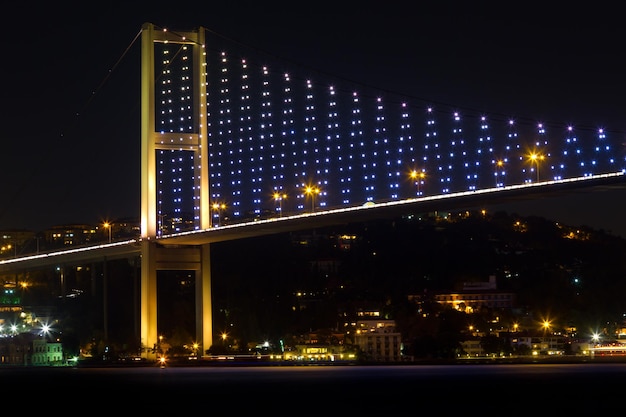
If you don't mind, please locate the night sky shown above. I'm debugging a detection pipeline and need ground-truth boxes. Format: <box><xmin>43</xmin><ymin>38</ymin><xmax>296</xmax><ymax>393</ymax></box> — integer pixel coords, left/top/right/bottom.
<box><xmin>3</xmin><ymin>2</ymin><xmax>626</xmax><ymax>236</ymax></box>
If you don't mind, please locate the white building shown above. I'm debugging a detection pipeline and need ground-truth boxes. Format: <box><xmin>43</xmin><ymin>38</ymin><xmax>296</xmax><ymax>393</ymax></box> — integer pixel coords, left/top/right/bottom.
<box><xmin>31</xmin><ymin>339</ymin><xmax>64</xmax><ymax>366</ymax></box>
<box><xmin>354</xmin><ymin>319</ymin><xmax>403</xmax><ymax>362</ymax></box>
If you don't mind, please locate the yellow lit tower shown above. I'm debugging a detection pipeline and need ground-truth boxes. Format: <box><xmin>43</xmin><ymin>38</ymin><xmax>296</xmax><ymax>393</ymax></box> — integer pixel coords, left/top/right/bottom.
<box><xmin>140</xmin><ymin>23</ymin><xmax>212</xmax><ymax>358</ymax></box>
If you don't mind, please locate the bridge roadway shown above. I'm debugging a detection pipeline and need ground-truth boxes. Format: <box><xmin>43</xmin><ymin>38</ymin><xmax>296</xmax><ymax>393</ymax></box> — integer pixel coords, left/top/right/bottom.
<box><xmin>1</xmin><ymin>171</ymin><xmax>625</xmax><ymax>274</ymax></box>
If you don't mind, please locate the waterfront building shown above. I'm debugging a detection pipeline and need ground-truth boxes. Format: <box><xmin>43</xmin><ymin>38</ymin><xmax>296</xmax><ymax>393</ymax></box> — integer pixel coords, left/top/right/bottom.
<box><xmin>31</xmin><ymin>338</ymin><xmax>64</xmax><ymax>366</ymax></box>
<box><xmin>354</xmin><ymin>319</ymin><xmax>403</xmax><ymax>362</ymax></box>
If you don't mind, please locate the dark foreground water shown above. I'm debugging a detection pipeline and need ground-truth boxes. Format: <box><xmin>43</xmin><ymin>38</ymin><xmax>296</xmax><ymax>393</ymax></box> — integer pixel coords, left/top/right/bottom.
<box><xmin>2</xmin><ymin>362</ymin><xmax>621</xmax><ymax>413</ymax></box>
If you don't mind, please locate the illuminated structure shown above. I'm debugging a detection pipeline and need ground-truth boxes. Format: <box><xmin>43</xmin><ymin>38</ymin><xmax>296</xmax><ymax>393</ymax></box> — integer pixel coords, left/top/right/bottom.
<box><xmin>31</xmin><ymin>339</ymin><xmax>64</xmax><ymax>366</ymax></box>
<box><xmin>140</xmin><ymin>24</ymin><xmax>211</xmax><ymax>357</ymax></box>
<box><xmin>0</xmin><ymin>283</ymin><xmax>21</xmax><ymax>315</ymax></box>
<box><xmin>354</xmin><ymin>319</ymin><xmax>403</xmax><ymax>362</ymax></box>
<box><xmin>202</xmin><ymin>63</ymin><xmax>619</xmax><ymax>218</ymax></box>
<box><xmin>137</xmin><ymin>22</ymin><xmax>626</xmax><ymax>358</ymax></box>
<box><xmin>2</xmin><ymin>23</ymin><xmax>626</xmax><ymax>360</ymax></box>
<box><xmin>150</xmin><ymin>26</ymin><xmax>623</xmax><ymax>230</ymax></box>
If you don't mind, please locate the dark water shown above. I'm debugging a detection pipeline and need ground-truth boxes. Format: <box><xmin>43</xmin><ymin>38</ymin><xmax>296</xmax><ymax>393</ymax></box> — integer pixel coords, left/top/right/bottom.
<box><xmin>3</xmin><ymin>363</ymin><xmax>620</xmax><ymax>413</ymax></box>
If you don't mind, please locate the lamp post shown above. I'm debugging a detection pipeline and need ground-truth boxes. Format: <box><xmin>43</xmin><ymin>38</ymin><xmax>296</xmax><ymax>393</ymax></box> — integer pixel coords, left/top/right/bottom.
<box><xmin>221</xmin><ymin>331</ymin><xmax>228</xmax><ymax>350</ymax></box>
<box><xmin>494</xmin><ymin>160</ymin><xmax>504</xmax><ymax>187</ymax></box>
<box><xmin>212</xmin><ymin>203</ymin><xmax>226</xmax><ymax>227</ymax></box>
<box><xmin>157</xmin><ymin>213</ymin><xmax>166</xmax><ymax>236</ymax></box>
<box><xmin>530</xmin><ymin>153</ymin><xmax>544</xmax><ymax>182</ymax></box>
<box><xmin>157</xmin><ymin>335</ymin><xmax>164</xmax><ymax>360</ymax></box>
<box><xmin>273</xmin><ymin>192</ymin><xmax>287</xmax><ymax>217</ymax></box>
<box><xmin>103</xmin><ymin>222</ymin><xmax>112</xmax><ymax>243</ymax></box>
<box><xmin>542</xmin><ymin>320</ymin><xmax>551</xmax><ymax>353</ymax></box>
<box><xmin>410</xmin><ymin>170</ymin><xmax>425</xmax><ymax>196</ymax></box>
<box><xmin>305</xmin><ymin>186</ymin><xmax>320</xmax><ymax>212</ymax></box>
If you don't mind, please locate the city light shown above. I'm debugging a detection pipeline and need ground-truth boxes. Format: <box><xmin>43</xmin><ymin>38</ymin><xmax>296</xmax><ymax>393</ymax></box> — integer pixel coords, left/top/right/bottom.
<box><xmin>409</xmin><ymin>170</ymin><xmax>426</xmax><ymax>196</ymax></box>
<box><xmin>3</xmin><ymin>24</ymin><xmax>626</xmax><ymax>370</ymax></box>
<box><xmin>40</xmin><ymin>322</ymin><xmax>52</xmax><ymax>340</ymax></box>
<box><xmin>304</xmin><ymin>186</ymin><xmax>320</xmax><ymax>212</ymax></box>
<box><xmin>212</xmin><ymin>203</ymin><xmax>226</xmax><ymax>227</ymax></box>
<box><xmin>494</xmin><ymin>160</ymin><xmax>505</xmax><ymax>187</ymax></box>
<box><xmin>273</xmin><ymin>192</ymin><xmax>287</xmax><ymax>217</ymax></box>
<box><xmin>528</xmin><ymin>152</ymin><xmax>545</xmax><ymax>182</ymax></box>
<box><xmin>591</xmin><ymin>332</ymin><xmax>601</xmax><ymax>345</ymax></box>
<box><xmin>103</xmin><ymin>221</ymin><xmax>112</xmax><ymax>243</ymax></box>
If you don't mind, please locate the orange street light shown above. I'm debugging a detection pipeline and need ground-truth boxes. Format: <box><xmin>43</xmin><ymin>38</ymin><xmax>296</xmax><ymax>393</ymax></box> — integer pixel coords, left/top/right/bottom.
<box><xmin>273</xmin><ymin>192</ymin><xmax>287</xmax><ymax>217</ymax></box>
<box><xmin>542</xmin><ymin>319</ymin><xmax>552</xmax><ymax>351</ymax></box>
<box><xmin>103</xmin><ymin>222</ymin><xmax>112</xmax><ymax>243</ymax></box>
<box><xmin>212</xmin><ymin>202</ymin><xmax>226</xmax><ymax>227</ymax></box>
<box><xmin>529</xmin><ymin>152</ymin><xmax>545</xmax><ymax>182</ymax></box>
<box><xmin>494</xmin><ymin>160</ymin><xmax>504</xmax><ymax>187</ymax></box>
<box><xmin>410</xmin><ymin>170</ymin><xmax>426</xmax><ymax>196</ymax></box>
<box><xmin>305</xmin><ymin>186</ymin><xmax>320</xmax><ymax>212</ymax></box>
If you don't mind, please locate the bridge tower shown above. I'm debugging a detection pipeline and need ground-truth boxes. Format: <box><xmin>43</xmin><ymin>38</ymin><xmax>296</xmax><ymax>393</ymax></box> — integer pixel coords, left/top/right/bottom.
<box><xmin>140</xmin><ymin>23</ymin><xmax>212</xmax><ymax>356</ymax></box>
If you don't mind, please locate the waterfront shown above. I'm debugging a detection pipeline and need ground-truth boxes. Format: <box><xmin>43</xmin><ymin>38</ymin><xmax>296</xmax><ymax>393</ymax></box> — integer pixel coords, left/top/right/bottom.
<box><xmin>2</xmin><ymin>362</ymin><xmax>622</xmax><ymax>413</ymax></box>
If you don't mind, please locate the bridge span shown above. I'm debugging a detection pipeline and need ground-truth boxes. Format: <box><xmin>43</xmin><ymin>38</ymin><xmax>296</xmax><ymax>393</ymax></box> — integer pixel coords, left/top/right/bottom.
<box><xmin>4</xmin><ymin>21</ymin><xmax>626</xmax><ymax>358</ymax></box>
<box><xmin>2</xmin><ymin>171</ymin><xmax>624</xmax><ymax>273</ymax></box>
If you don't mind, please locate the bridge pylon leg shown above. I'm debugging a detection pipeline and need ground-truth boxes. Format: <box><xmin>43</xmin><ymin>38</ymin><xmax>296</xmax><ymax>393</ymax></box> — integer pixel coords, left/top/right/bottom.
<box><xmin>197</xmin><ymin>243</ymin><xmax>213</xmax><ymax>356</ymax></box>
<box><xmin>140</xmin><ymin>240</ymin><xmax>158</xmax><ymax>359</ymax></box>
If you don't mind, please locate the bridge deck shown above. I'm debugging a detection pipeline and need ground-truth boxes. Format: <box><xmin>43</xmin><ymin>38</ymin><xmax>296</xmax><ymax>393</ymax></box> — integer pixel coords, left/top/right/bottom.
<box><xmin>1</xmin><ymin>172</ymin><xmax>624</xmax><ymax>274</ymax></box>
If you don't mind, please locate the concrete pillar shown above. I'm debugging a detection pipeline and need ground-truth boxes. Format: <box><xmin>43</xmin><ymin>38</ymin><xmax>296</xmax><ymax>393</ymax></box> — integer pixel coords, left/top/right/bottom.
<box><xmin>196</xmin><ymin>243</ymin><xmax>213</xmax><ymax>355</ymax></box>
<box><xmin>140</xmin><ymin>240</ymin><xmax>158</xmax><ymax>358</ymax></box>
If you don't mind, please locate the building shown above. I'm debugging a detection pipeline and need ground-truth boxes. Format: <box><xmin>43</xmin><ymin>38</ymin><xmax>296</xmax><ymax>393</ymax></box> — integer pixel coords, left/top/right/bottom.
<box><xmin>31</xmin><ymin>338</ymin><xmax>64</xmax><ymax>366</ymax></box>
<box><xmin>282</xmin><ymin>344</ymin><xmax>357</xmax><ymax>362</ymax></box>
<box><xmin>44</xmin><ymin>224</ymin><xmax>98</xmax><ymax>247</ymax></box>
<box><xmin>0</xmin><ymin>333</ymin><xmax>31</xmax><ymax>365</ymax></box>
<box><xmin>460</xmin><ymin>338</ymin><xmax>485</xmax><ymax>357</ymax></box>
<box><xmin>0</xmin><ymin>282</ymin><xmax>23</xmax><ymax>318</ymax></box>
<box><xmin>0</xmin><ymin>229</ymin><xmax>37</xmax><ymax>258</ymax></box>
<box><xmin>0</xmin><ymin>334</ymin><xmax>65</xmax><ymax>366</ymax></box>
<box><xmin>354</xmin><ymin>319</ymin><xmax>403</xmax><ymax>362</ymax></box>
<box><xmin>510</xmin><ymin>333</ymin><xmax>567</xmax><ymax>355</ymax></box>
<box><xmin>432</xmin><ymin>275</ymin><xmax>516</xmax><ymax>313</ymax></box>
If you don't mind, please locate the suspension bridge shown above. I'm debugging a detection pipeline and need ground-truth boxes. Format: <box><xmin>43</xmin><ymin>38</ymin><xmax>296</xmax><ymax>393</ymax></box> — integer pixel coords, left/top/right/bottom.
<box><xmin>1</xmin><ymin>22</ymin><xmax>625</xmax><ymax>358</ymax></box>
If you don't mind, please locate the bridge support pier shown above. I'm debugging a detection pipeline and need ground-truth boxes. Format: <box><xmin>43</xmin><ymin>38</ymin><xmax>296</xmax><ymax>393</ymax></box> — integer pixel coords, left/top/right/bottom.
<box><xmin>139</xmin><ymin>22</ymin><xmax>213</xmax><ymax>360</ymax></box>
<box><xmin>140</xmin><ymin>240</ymin><xmax>213</xmax><ymax>359</ymax></box>
<box><xmin>140</xmin><ymin>240</ymin><xmax>158</xmax><ymax>358</ymax></box>
<box><xmin>197</xmin><ymin>244</ymin><xmax>212</xmax><ymax>357</ymax></box>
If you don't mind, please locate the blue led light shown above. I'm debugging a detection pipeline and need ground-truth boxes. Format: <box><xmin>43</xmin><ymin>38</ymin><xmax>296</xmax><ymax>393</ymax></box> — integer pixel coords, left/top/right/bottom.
<box><xmin>152</xmin><ymin>39</ymin><xmax>624</xmax><ymax>230</ymax></box>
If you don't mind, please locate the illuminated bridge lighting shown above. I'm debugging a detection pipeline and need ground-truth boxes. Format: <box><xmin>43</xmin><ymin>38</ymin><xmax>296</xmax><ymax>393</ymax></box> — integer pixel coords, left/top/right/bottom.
<box><xmin>6</xmin><ymin>23</ymin><xmax>625</xmax><ymax>358</ymax></box>
<box><xmin>150</xmin><ymin>30</ymin><xmax>626</xmax><ymax>235</ymax></box>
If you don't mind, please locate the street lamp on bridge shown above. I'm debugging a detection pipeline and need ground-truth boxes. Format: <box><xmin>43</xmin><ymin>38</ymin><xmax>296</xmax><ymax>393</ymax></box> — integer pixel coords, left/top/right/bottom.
<box><xmin>273</xmin><ymin>191</ymin><xmax>287</xmax><ymax>217</ymax></box>
<box><xmin>103</xmin><ymin>222</ymin><xmax>112</xmax><ymax>243</ymax></box>
<box><xmin>529</xmin><ymin>152</ymin><xmax>545</xmax><ymax>182</ymax></box>
<box><xmin>304</xmin><ymin>186</ymin><xmax>320</xmax><ymax>212</ymax></box>
<box><xmin>409</xmin><ymin>170</ymin><xmax>426</xmax><ymax>196</ymax></box>
<box><xmin>494</xmin><ymin>159</ymin><xmax>504</xmax><ymax>187</ymax></box>
<box><xmin>212</xmin><ymin>203</ymin><xmax>226</xmax><ymax>227</ymax></box>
